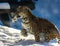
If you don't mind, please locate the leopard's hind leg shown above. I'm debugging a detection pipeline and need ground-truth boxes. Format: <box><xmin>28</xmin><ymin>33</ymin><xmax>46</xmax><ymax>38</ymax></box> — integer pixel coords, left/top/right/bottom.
<box><xmin>34</xmin><ymin>32</ymin><xmax>47</xmax><ymax>42</ymax></box>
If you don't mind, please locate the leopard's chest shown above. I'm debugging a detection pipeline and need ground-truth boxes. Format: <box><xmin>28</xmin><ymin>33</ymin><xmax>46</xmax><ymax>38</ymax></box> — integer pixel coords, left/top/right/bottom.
<box><xmin>21</xmin><ymin>23</ymin><xmax>32</xmax><ymax>31</ymax></box>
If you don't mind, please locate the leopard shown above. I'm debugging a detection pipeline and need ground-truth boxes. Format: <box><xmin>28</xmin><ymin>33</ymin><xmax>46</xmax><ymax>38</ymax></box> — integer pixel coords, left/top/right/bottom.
<box><xmin>11</xmin><ymin>6</ymin><xmax>60</xmax><ymax>43</ymax></box>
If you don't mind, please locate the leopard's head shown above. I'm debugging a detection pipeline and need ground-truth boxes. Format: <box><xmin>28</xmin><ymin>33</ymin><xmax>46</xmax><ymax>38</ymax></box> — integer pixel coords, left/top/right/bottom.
<box><xmin>17</xmin><ymin>6</ymin><xmax>31</xmax><ymax>18</ymax></box>
<box><xmin>16</xmin><ymin>6</ymin><xmax>32</xmax><ymax>23</ymax></box>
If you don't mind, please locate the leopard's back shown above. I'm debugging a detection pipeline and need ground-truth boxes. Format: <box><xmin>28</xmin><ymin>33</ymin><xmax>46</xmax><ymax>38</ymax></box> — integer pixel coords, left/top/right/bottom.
<box><xmin>29</xmin><ymin>17</ymin><xmax>59</xmax><ymax>41</ymax></box>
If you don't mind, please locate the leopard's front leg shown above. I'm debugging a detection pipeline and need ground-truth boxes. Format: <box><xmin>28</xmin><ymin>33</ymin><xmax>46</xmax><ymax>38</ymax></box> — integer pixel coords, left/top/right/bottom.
<box><xmin>21</xmin><ymin>29</ymin><xmax>28</xmax><ymax>37</ymax></box>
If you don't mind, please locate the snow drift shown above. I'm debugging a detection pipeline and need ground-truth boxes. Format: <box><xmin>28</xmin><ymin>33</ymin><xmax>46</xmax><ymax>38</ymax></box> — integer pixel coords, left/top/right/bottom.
<box><xmin>0</xmin><ymin>25</ymin><xmax>60</xmax><ymax>46</ymax></box>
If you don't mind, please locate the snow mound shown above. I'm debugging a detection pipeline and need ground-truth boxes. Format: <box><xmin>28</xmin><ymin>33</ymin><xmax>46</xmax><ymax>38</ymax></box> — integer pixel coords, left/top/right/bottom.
<box><xmin>0</xmin><ymin>25</ymin><xmax>60</xmax><ymax>46</ymax></box>
<box><xmin>0</xmin><ymin>26</ymin><xmax>21</xmax><ymax>46</ymax></box>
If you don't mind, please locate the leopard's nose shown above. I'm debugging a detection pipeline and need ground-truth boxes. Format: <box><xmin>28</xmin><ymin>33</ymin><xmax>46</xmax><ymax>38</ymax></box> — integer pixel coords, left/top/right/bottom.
<box><xmin>17</xmin><ymin>15</ymin><xmax>20</xmax><ymax>18</ymax></box>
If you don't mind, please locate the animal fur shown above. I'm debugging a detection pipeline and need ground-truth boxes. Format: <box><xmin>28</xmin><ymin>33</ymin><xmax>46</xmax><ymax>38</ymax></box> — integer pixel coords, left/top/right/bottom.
<box><xmin>12</xmin><ymin>6</ymin><xmax>60</xmax><ymax>43</ymax></box>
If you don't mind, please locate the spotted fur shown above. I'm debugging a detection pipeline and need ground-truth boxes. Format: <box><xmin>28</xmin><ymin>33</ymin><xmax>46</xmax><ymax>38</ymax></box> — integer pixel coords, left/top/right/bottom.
<box><xmin>14</xmin><ymin>6</ymin><xmax>60</xmax><ymax>43</ymax></box>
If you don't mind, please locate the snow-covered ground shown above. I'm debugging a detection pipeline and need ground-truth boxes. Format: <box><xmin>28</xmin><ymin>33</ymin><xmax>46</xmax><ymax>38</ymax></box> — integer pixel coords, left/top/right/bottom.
<box><xmin>0</xmin><ymin>25</ymin><xmax>60</xmax><ymax>46</ymax></box>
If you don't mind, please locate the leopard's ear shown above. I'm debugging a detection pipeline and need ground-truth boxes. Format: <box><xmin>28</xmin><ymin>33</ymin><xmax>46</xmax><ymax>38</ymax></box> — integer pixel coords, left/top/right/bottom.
<box><xmin>17</xmin><ymin>6</ymin><xmax>21</xmax><ymax>11</ymax></box>
<box><xmin>24</xmin><ymin>6</ymin><xmax>32</xmax><ymax>12</ymax></box>
<box><xmin>24</xmin><ymin>6</ymin><xmax>30</xmax><ymax>10</ymax></box>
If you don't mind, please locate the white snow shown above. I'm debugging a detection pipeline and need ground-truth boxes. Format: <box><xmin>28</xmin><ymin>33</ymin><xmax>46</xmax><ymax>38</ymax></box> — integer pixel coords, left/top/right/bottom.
<box><xmin>0</xmin><ymin>25</ymin><xmax>60</xmax><ymax>46</ymax></box>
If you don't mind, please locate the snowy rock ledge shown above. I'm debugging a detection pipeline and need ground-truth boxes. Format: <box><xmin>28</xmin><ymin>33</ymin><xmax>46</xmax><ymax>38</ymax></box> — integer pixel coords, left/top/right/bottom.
<box><xmin>0</xmin><ymin>25</ymin><xmax>60</xmax><ymax>46</ymax></box>
<box><xmin>0</xmin><ymin>26</ymin><xmax>21</xmax><ymax>46</ymax></box>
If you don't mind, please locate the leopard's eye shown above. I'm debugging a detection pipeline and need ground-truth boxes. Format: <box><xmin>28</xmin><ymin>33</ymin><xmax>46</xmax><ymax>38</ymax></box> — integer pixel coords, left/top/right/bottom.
<box><xmin>23</xmin><ymin>17</ymin><xmax>27</xmax><ymax>20</ymax></box>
